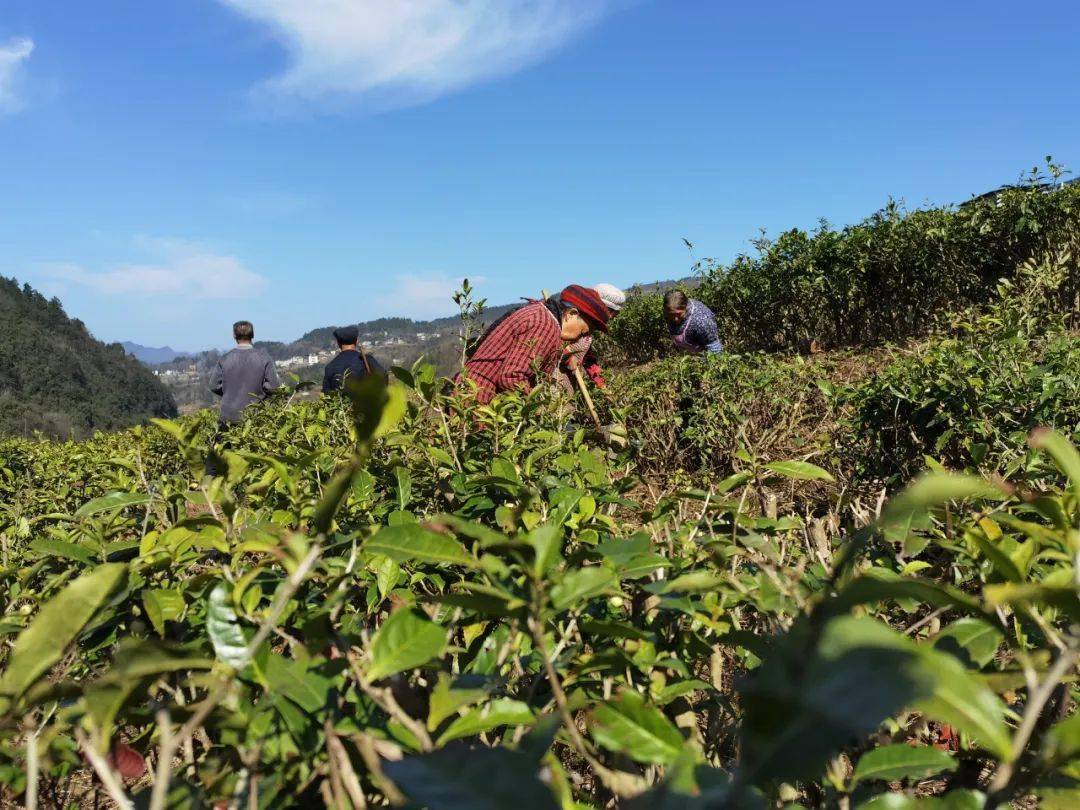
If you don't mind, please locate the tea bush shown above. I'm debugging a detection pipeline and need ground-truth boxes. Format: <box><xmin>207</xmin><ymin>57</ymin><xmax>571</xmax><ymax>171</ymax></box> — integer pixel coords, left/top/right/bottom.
<box><xmin>599</xmin><ymin>290</ymin><xmax>668</xmax><ymax>366</ymax></box>
<box><xmin>611</xmin><ymin>168</ymin><xmax>1080</xmax><ymax>361</ymax></box>
<box><xmin>610</xmin><ymin>247</ymin><xmax>1080</xmax><ymax>505</ymax></box>
<box><xmin>2</xmin><ymin>365</ymin><xmax>1079</xmax><ymax>809</ymax></box>
<box><xmin>610</xmin><ymin>324</ymin><xmax>1080</xmax><ymax>502</ymax></box>
<box><xmin>607</xmin><ymin>351</ymin><xmax>857</xmax><ymax>490</ymax></box>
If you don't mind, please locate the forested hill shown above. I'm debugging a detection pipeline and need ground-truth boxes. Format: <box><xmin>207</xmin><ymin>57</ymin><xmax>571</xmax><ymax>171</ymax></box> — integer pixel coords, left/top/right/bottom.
<box><xmin>0</xmin><ymin>277</ymin><xmax>177</xmax><ymax>438</ymax></box>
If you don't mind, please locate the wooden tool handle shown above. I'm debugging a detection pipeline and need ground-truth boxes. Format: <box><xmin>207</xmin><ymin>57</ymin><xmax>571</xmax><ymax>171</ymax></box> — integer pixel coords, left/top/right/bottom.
<box><xmin>573</xmin><ymin>365</ymin><xmax>603</xmax><ymax>430</ymax></box>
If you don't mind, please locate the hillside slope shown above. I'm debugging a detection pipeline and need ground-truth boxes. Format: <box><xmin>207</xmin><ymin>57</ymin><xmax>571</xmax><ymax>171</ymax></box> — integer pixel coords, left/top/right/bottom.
<box><xmin>0</xmin><ymin>277</ymin><xmax>178</xmax><ymax>438</ymax></box>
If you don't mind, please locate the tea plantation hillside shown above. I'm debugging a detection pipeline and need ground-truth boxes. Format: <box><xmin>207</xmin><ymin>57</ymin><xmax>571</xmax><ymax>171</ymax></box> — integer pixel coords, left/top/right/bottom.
<box><xmin>606</xmin><ymin>166</ymin><xmax>1080</xmax><ymax>364</ymax></box>
<box><xmin>0</xmin><ymin>277</ymin><xmax>178</xmax><ymax>439</ymax></box>
<box><xmin>1</xmin><ymin>172</ymin><xmax>1079</xmax><ymax>809</ymax></box>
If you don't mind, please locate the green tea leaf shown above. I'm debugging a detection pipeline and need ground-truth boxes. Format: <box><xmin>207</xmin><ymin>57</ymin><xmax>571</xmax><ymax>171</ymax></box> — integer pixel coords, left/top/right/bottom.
<box><xmin>1034</xmin><ymin>787</ymin><xmax>1080</xmax><ymax>810</ymax></box>
<box><xmin>590</xmin><ymin>691</ymin><xmax>685</xmax><ymax>766</ymax></box>
<box><xmin>74</xmin><ymin>491</ymin><xmax>150</xmax><ymax>518</ymax></box>
<box><xmin>436</xmin><ymin>698</ymin><xmax>535</xmax><ymax>745</ymax></box>
<box><xmin>914</xmin><ymin>646</ymin><xmax>1012</xmax><ymax>761</ymax></box>
<box><xmin>852</xmin><ymin>744</ymin><xmax>957</xmax><ymax>785</ymax></box>
<box><xmin>856</xmin><ymin>789</ymin><xmax>986</xmax><ymax>809</ymax></box>
<box><xmin>313</xmin><ymin>457</ymin><xmax>362</xmax><ymax>535</ymax></box>
<box><xmin>427</xmin><ymin>673</ymin><xmax>491</xmax><ymax>731</ymax></box>
<box><xmin>1045</xmin><ymin>711</ymin><xmax>1080</xmax><ymax>761</ymax></box>
<box><xmin>368</xmin><ymin>609</ymin><xmax>447</xmax><ymax>682</ymax></box>
<box><xmin>983</xmin><ymin>583</ymin><xmax>1080</xmax><ymax>623</ymax></box>
<box><xmin>763</xmin><ymin>460</ymin><xmax>835</xmax><ymax>482</ymax></box>
<box><xmin>106</xmin><ymin>638</ymin><xmax>214</xmax><ymax>681</ymax></box>
<box><xmin>931</xmin><ymin>618</ymin><xmax>1003</xmax><ymax>669</ymax></box>
<box><xmin>385</xmin><ymin>746</ymin><xmax>560</xmax><ymax>810</ymax></box>
<box><xmin>0</xmin><ymin>563</ymin><xmax>126</xmax><ymax>701</ymax></box>
<box><xmin>366</xmin><ymin>524</ymin><xmax>475</xmax><ymax>567</ymax></box>
<box><xmin>830</xmin><ymin>571</ymin><xmax>987</xmax><ymax>619</ymax></box>
<box><xmin>550</xmin><ymin>566</ymin><xmax>617</xmax><ymax>612</ymax></box>
<box><xmin>207</xmin><ymin>583</ymin><xmax>250</xmax><ymax>670</ymax></box>
<box><xmin>740</xmin><ymin>616</ymin><xmax>932</xmax><ymax>783</ymax></box>
<box><xmin>29</xmin><ymin>538</ymin><xmax>95</xmax><ymax>565</ymax></box>
<box><xmin>1028</xmin><ymin>428</ymin><xmax>1080</xmax><ymax>501</ymax></box>
<box><xmin>526</xmin><ymin>524</ymin><xmax>563</xmax><ymax>578</ymax></box>
<box><xmin>881</xmin><ymin>473</ymin><xmax>1007</xmax><ymax>530</ymax></box>
<box><xmin>142</xmin><ymin>588</ymin><xmax>185</xmax><ymax>637</ymax></box>
<box><xmin>969</xmin><ymin>531</ymin><xmax>1023</xmax><ymax>583</ymax></box>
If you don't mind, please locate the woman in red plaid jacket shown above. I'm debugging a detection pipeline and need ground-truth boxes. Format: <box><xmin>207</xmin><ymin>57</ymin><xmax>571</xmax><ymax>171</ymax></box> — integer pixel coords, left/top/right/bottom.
<box><xmin>460</xmin><ymin>285</ymin><xmax>610</xmax><ymax>405</ymax></box>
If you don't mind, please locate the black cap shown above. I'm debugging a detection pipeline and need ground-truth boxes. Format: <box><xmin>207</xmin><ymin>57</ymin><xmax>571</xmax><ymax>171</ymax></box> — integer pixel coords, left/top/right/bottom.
<box><xmin>333</xmin><ymin>325</ymin><xmax>359</xmax><ymax>345</ymax></box>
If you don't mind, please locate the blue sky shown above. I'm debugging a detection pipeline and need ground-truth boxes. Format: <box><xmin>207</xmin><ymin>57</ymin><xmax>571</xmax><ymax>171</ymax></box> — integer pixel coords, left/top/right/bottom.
<box><xmin>1</xmin><ymin>1</ymin><xmax>1077</xmax><ymax>350</ymax></box>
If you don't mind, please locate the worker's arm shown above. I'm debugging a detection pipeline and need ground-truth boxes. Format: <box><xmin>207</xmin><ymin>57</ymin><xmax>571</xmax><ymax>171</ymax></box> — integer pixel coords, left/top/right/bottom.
<box><xmin>366</xmin><ymin>353</ymin><xmax>386</xmax><ymax>377</ymax></box>
<box><xmin>209</xmin><ymin>359</ymin><xmax>224</xmax><ymax>397</ymax></box>
<box><xmin>322</xmin><ymin>362</ymin><xmax>335</xmax><ymax>393</ymax></box>
<box><xmin>263</xmin><ymin>358</ymin><xmax>281</xmax><ymax>393</ymax></box>
<box><xmin>686</xmin><ymin>315</ymin><xmax>722</xmax><ymax>354</ymax></box>
<box><xmin>581</xmin><ymin>345</ymin><xmax>605</xmax><ymax>388</ymax></box>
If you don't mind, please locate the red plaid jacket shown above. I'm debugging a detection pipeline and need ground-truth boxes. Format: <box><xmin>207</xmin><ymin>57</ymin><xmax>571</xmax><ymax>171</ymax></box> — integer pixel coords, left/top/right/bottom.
<box><xmin>460</xmin><ymin>301</ymin><xmax>562</xmax><ymax>404</ymax></box>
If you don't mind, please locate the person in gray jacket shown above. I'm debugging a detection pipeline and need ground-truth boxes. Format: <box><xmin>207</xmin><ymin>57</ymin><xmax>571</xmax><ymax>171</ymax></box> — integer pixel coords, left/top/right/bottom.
<box><xmin>205</xmin><ymin>321</ymin><xmax>280</xmax><ymax>477</ymax></box>
<box><xmin>209</xmin><ymin>320</ymin><xmax>281</xmax><ymax>424</ymax></box>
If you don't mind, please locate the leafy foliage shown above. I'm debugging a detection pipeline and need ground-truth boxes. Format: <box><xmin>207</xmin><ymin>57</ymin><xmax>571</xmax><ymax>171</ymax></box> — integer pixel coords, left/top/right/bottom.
<box><xmin>611</xmin><ymin>166</ymin><xmax>1080</xmax><ymax>362</ymax></box>
<box><xmin>0</xmin><ymin>276</ymin><xmax>178</xmax><ymax>438</ymax></box>
<box><xmin>2</xmin><ymin>168</ymin><xmax>1080</xmax><ymax>808</ymax></box>
<box><xmin>610</xmin><ymin>245</ymin><xmax>1080</xmax><ymax>509</ymax></box>
<box><xmin>1</xmin><ymin>359</ymin><xmax>1078</xmax><ymax>809</ymax></box>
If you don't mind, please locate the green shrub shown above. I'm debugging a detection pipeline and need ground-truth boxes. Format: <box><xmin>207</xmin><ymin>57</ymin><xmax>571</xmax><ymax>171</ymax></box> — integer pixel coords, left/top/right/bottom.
<box><xmin>608</xmin><ymin>167</ymin><xmax>1080</xmax><ymax>361</ymax></box>
<box><xmin>608</xmin><ymin>351</ymin><xmax>854</xmax><ymax>498</ymax></box>
<box><xmin>599</xmin><ymin>287</ymin><xmax>668</xmax><ymax>365</ymax></box>
<box><xmin>610</xmin><ymin>244</ymin><xmax>1080</xmax><ymax>497</ymax></box>
<box><xmin>612</xmin><ymin>325</ymin><xmax>1080</xmax><ymax>498</ymax></box>
<box><xmin>704</xmin><ymin>174</ymin><xmax>1080</xmax><ymax>353</ymax></box>
<box><xmin>3</xmin><ymin>370</ymin><xmax>1080</xmax><ymax>809</ymax></box>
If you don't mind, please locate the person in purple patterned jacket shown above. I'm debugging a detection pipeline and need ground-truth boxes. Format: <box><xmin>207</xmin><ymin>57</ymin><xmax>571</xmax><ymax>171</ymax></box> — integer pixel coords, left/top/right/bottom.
<box><xmin>664</xmin><ymin>290</ymin><xmax>723</xmax><ymax>354</ymax></box>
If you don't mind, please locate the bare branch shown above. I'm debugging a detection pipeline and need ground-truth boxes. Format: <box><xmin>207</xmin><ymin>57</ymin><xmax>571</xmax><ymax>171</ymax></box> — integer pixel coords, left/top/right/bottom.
<box><xmin>326</xmin><ymin>719</ymin><xmax>368</xmax><ymax>809</ymax></box>
<box><xmin>74</xmin><ymin>729</ymin><xmax>133</xmax><ymax>810</ymax></box>
<box><xmin>344</xmin><ymin>649</ymin><xmax>434</xmax><ymax>753</ymax></box>
<box><xmin>988</xmin><ymin>638</ymin><xmax>1080</xmax><ymax>800</ymax></box>
<box><xmin>25</xmin><ymin>726</ymin><xmax>39</xmax><ymax>810</ymax></box>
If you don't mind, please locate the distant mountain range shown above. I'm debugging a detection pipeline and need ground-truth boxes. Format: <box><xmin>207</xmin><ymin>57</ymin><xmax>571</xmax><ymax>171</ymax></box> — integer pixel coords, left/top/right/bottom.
<box><xmin>121</xmin><ymin>342</ymin><xmax>193</xmax><ymax>365</ymax></box>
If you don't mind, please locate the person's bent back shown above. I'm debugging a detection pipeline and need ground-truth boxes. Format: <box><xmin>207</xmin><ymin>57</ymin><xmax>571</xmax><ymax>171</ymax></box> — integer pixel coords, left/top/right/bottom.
<box><xmin>209</xmin><ymin>320</ymin><xmax>281</xmax><ymax>423</ymax></box>
<box><xmin>664</xmin><ymin>290</ymin><xmax>723</xmax><ymax>355</ymax></box>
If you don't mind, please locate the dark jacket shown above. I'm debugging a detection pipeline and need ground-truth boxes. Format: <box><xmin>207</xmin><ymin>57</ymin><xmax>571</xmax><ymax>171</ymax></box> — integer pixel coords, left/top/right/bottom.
<box><xmin>209</xmin><ymin>344</ymin><xmax>280</xmax><ymax>423</ymax></box>
<box><xmin>322</xmin><ymin>349</ymin><xmax>385</xmax><ymax>393</ymax></box>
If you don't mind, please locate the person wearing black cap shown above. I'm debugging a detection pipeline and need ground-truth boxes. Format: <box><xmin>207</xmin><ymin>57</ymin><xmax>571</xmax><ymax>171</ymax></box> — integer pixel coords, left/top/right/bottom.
<box><xmin>322</xmin><ymin>326</ymin><xmax>385</xmax><ymax>393</ymax></box>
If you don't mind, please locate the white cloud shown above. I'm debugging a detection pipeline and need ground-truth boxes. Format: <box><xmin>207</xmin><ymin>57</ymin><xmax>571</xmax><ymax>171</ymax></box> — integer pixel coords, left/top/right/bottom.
<box><xmin>41</xmin><ymin>238</ymin><xmax>267</xmax><ymax>300</ymax></box>
<box><xmin>0</xmin><ymin>37</ymin><xmax>33</xmax><ymax>113</ymax></box>
<box><xmin>217</xmin><ymin>0</ymin><xmax>611</xmax><ymax>108</ymax></box>
<box><xmin>375</xmin><ymin>273</ymin><xmax>486</xmax><ymax>318</ymax></box>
